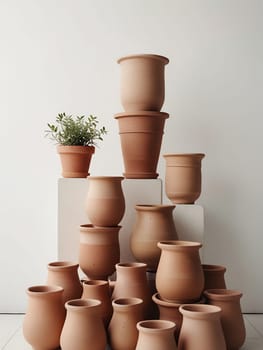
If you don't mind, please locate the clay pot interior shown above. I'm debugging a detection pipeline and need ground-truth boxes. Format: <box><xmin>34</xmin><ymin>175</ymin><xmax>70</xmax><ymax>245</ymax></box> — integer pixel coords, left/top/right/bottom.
<box><xmin>27</xmin><ymin>285</ymin><xmax>64</xmax><ymax>294</ymax></box>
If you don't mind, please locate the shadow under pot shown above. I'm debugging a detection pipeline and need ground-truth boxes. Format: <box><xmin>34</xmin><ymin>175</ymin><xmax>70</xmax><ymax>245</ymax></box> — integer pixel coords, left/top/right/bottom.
<box><xmin>202</xmin><ymin>264</ymin><xmax>227</xmax><ymax>290</ymax></box>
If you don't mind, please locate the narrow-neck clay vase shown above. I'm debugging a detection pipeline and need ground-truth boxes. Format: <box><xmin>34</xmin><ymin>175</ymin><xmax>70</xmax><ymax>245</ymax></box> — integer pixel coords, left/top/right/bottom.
<box><xmin>203</xmin><ymin>289</ymin><xmax>246</xmax><ymax>350</ymax></box>
<box><xmin>202</xmin><ymin>264</ymin><xmax>227</xmax><ymax>290</ymax></box>
<box><xmin>130</xmin><ymin>204</ymin><xmax>178</xmax><ymax>271</ymax></box>
<box><xmin>60</xmin><ymin>298</ymin><xmax>107</xmax><ymax>350</ymax></box>
<box><xmin>108</xmin><ymin>297</ymin><xmax>144</xmax><ymax>350</ymax></box>
<box><xmin>178</xmin><ymin>304</ymin><xmax>226</xmax><ymax>350</ymax></box>
<box><xmin>163</xmin><ymin>153</ymin><xmax>205</xmax><ymax>204</ymax></box>
<box><xmin>23</xmin><ymin>285</ymin><xmax>66</xmax><ymax>350</ymax></box>
<box><xmin>85</xmin><ymin>176</ymin><xmax>125</xmax><ymax>226</ymax></box>
<box><xmin>118</xmin><ymin>54</ymin><xmax>169</xmax><ymax>112</ymax></box>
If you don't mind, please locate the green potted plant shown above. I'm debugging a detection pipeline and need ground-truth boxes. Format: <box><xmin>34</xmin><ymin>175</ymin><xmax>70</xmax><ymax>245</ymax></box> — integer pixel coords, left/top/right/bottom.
<box><xmin>45</xmin><ymin>112</ymin><xmax>107</xmax><ymax>178</ymax></box>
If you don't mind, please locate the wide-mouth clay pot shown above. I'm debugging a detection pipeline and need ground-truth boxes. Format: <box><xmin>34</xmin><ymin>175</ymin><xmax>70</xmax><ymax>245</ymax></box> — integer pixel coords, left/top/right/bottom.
<box><xmin>202</xmin><ymin>264</ymin><xmax>227</xmax><ymax>290</ymax></box>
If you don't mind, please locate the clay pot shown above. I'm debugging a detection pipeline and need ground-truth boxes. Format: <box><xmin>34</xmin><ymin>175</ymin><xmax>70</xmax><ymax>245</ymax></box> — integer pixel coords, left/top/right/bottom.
<box><xmin>202</xmin><ymin>264</ymin><xmax>227</xmax><ymax>290</ymax></box>
<box><xmin>136</xmin><ymin>320</ymin><xmax>177</xmax><ymax>350</ymax></box>
<box><xmin>203</xmin><ymin>289</ymin><xmax>246</xmax><ymax>350</ymax></box>
<box><xmin>115</xmin><ymin>111</ymin><xmax>169</xmax><ymax>179</ymax></box>
<box><xmin>46</xmin><ymin>261</ymin><xmax>83</xmax><ymax>305</ymax></box>
<box><xmin>108</xmin><ymin>297</ymin><xmax>144</xmax><ymax>350</ymax></box>
<box><xmin>178</xmin><ymin>304</ymin><xmax>226</xmax><ymax>350</ymax></box>
<box><xmin>163</xmin><ymin>153</ymin><xmax>205</xmax><ymax>204</ymax></box>
<box><xmin>57</xmin><ymin>145</ymin><xmax>94</xmax><ymax>178</ymax></box>
<box><xmin>130</xmin><ymin>204</ymin><xmax>178</xmax><ymax>271</ymax></box>
<box><xmin>85</xmin><ymin>176</ymin><xmax>125</xmax><ymax>226</ymax></box>
<box><xmin>156</xmin><ymin>240</ymin><xmax>204</xmax><ymax>302</ymax></box>
<box><xmin>23</xmin><ymin>285</ymin><xmax>66</xmax><ymax>350</ymax></box>
<box><xmin>118</xmin><ymin>54</ymin><xmax>169</xmax><ymax>112</ymax></box>
<box><xmin>60</xmin><ymin>298</ymin><xmax>107</xmax><ymax>350</ymax></box>
<box><xmin>81</xmin><ymin>279</ymin><xmax>113</xmax><ymax>327</ymax></box>
<box><xmin>79</xmin><ymin>224</ymin><xmax>121</xmax><ymax>280</ymax></box>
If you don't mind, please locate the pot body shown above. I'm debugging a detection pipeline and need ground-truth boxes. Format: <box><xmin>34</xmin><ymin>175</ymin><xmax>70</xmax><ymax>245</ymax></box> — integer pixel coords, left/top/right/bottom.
<box><xmin>202</xmin><ymin>264</ymin><xmax>227</xmax><ymax>290</ymax></box>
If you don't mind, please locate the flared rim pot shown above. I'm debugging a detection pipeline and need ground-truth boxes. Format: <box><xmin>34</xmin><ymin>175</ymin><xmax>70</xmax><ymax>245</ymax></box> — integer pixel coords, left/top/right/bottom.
<box><xmin>203</xmin><ymin>289</ymin><xmax>243</xmax><ymax>301</ymax></box>
<box><xmin>179</xmin><ymin>304</ymin><xmax>222</xmax><ymax>320</ymax></box>
<box><xmin>157</xmin><ymin>240</ymin><xmax>202</xmax><ymax>251</ymax></box>
<box><xmin>47</xmin><ymin>261</ymin><xmax>79</xmax><ymax>271</ymax></box>
<box><xmin>65</xmin><ymin>298</ymin><xmax>101</xmax><ymax>311</ymax></box>
<box><xmin>163</xmin><ymin>153</ymin><xmax>205</xmax><ymax>166</ymax></box>
<box><xmin>27</xmin><ymin>285</ymin><xmax>64</xmax><ymax>296</ymax></box>
<box><xmin>117</xmin><ymin>54</ymin><xmax>169</xmax><ymax>65</ymax></box>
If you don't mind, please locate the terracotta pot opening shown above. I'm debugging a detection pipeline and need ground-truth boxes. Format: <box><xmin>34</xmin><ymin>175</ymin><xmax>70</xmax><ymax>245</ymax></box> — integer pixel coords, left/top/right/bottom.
<box><xmin>137</xmin><ymin>319</ymin><xmax>175</xmax><ymax>331</ymax></box>
<box><xmin>113</xmin><ymin>297</ymin><xmax>143</xmax><ymax>306</ymax></box>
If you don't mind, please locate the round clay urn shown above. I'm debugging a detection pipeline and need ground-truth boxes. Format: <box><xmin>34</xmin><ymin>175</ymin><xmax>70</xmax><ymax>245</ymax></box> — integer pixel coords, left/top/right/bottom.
<box><xmin>163</xmin><ymin>153</ymin><xmax>205</xmax><ymax>204</ymax></box>
<box><xmin>202</xmin><ymin>264</ymin><xmax>227</xmax><ymax>290</ymax></box>
<box><xmin>130</xmin><ymin>204</ymin><xmax>178</xmax><ymax>271</ymax></box>
<box><xmin>85</xmin><ymin>176</ymin><xmax>125</xmax><ymax>226</ymax></box>
<box><xmin>155</xmin><ymin>240</ymin><xmax>204</xmax><ymax>303</ymax></box>
<box><xmin>178</xmin><ymin>304</ymin><xmax>226</xmax><ymax>350</ymax></box>
<box><xmin>117</xmin><ymin>54</ymin><xmax>169</xmax><ymax>112</ymax></box>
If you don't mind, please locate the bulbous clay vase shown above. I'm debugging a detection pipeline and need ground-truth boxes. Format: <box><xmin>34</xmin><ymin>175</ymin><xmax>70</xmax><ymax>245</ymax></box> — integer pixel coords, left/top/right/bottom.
<box><xmin>203</xmin><ymin>289</ymin><xmax>246</xmax><ymax>350</ymax></box>
<box><xmin>115</xmin><ymin>111</ymin><xmax>169</xmax><ymax>179</ymax></box>
<box><xmin>135</xmin><ymin>320</ymin><xmax>177</xmax><ymax>350</ymax></box>
<box><xmin>178</xmin><ymin>304</ymin><xmax>226</xmax><ymax>350</ymax></box>
<box><xmin>85</xmin><ymin>176</ymin><xmax>125</xmax><ymax>226</ymax></box>
<box><xmin>156</xmin><ymin>241</ymin><xmax>204</xmax><ymax>302</ymax></box>
<box><xmin>130</xmin><ymin>204</ymin><xmax>178</xmax><ymax>271</ymax></box>
<box><xmin>202</xmin><ymin>264</ymin><xmax>227</xmax><ymax>290</ymax></box>
<box><xmin>163</xmin><ymin>153</ymin><xmax>205</xmax><ymax>204</ymax></box>
<box><xmin>118</xmin><ymin>54</ymin><xmax>169</xmax><ymax>112</ymax></box>
<box><xmin>81</xmin><ymin>279</ymin><xmax>113</xmax><ymax>327</ymax></box>
<box><xmin>23</xmin><ymin>285</ymin><xmax>66</xmax><ymax>350</ymax></box>
<box><xmin>79</xmin><ymin>224</ymin><xmax>121</xmax><ymax>280</ymax></box>
<box><xmin>108</xmin><ymin>297</ymin><xmax>144</xmax><ymax>350</ymax></box>
<box><xmin>46</xmin><ymin>261</ymin><xmax>83</xmax><ymax>305</ymax></box>
<box><xmin>60</xmin><ymin>298</ymin><xmax>107</xmax><ymax>350</ymax></box>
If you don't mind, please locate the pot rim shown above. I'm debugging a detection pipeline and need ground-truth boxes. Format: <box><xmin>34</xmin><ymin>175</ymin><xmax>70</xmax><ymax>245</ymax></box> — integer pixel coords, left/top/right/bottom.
<box><xmin>112</xmin><ymin>297</ymin><xmax>143</xmax><ymax>307</ymax></box>
<box><xmin>179</xmin><ymin>304</ymin><xmax>222</xmax><ymax>318</ymax></box>
<box><xmin>114</xmin><ymin>111</ymin><xmax>169</xmax><ymax>119</ymax></box>
<box><xmin>47</xmin><ymin>261</ymin><xmax>79</xmax><ymax>270</ymax></box>
<box><xmin>80</xmin><ymin>224</ymin><xmax>122</xmax><ymax>231</ymax></box>
<box><xmin>57</xmin><ymin>145</ymin><xmax>95</xmax><ymax>154</ymax></box>
<box><xmin>117</xmin><ymin>54</ymin><xmax>169</xmax><ymax>65</ymax></box>
<box><xmin>116</xmin><ymin>262</ymin><xmax>147</xmax><ymax>269</ymax></box>
<box><xmin>203</xmin><ymin>289</ymin><xmax>243</xmax><ymax>300</ymax></box>
<box><xmin>135</xmin><ymin>204</ymin><xmax>175</xmax><ymax>211</ymax></box>
<box><xmin>82</xmin><ymin>279</ymin><xmax>109</xmax><ymax>287</ymax></box>
<box><xmin>27</xmin><ymin>285</ymin><xmax>64</xmax><ymax>295</ymax></box>
<box><xmin>87</xmin><ymin>176</ymin><xmax>124</xmax><ymax>181</ymax></box>
<box><xmin>157</xmin><ymin>240</ymin><xmax>202</xmax><ymax>250</ymax></box>
<box><xmin>163</xmin><ymin>153</ymin><xmax>205</xmax><ymax>159</ymax></box>
<box><xmin>65</xmin><ymin>298</ymin><xmax>101</xmax><ymax>310</ymax></box>
<box><xmin>202</xmin><ymin>264</ymin><xmax>226</xmax><ymax>272</ymax></box>
<box><xmin>137</xmin><ymin>319</ymin><xmax>176</xmax><ymax>332</ymax></box>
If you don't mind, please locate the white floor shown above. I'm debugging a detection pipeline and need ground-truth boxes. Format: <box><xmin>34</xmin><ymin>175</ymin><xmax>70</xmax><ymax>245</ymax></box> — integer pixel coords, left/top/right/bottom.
<box><xmin>0</xmin><ymin>314</ymin><xmax>263</xmax><ymax>349</ymax></box>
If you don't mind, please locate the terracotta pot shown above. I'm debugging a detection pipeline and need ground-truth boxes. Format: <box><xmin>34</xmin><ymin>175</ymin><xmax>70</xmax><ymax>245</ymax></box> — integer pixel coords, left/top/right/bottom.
<box><xmin>136</xmin><ymin>320</ymin><xmax>177</xmax><ymax>350</ymax></box>
<box><xmin>57</xmin><ymin>145</ymin><xmax>94</xmax><ymax>178</ymax></box>
<box><xmin>85</xmin><ymin>176</ymin><xmax>125</xmax><ymax>226</ymax></box>
<box><xmin>46</xmin><ymin>261</ymin><xmax>83</xmax><ymax>305</ymax></box>
<box><xmin>60</xmin><ymin>298</ymin><xmax>107</xmax><ymax>350</ymax></box>
<box><xmin>178</xmin><ymin>304</ymin><xmax>226</xmax><ymax>350</ymax></box>
<box><xmin>203</xmin><ymin>289</ymin><xmax>246</xmax><ymax>350</ymax></box>
<box><xmin>163</xmin><ymin>153</ymin><xmax>205</xmax><ymax>204</ymax></box>
<box><xmin>81</xmin><ymin>279</ymin><xmax>113</xmax><ymax>327</ymax></box>
<box><xmin>156</xmin><ymin>240</ymin><xmax>204</xmax><ymax>302</ymax></box>
<box><xmin>23</xmin><ymin>285</ymin><xmax>66</xmax><ymax>350</ymax></box>
<box><xmin>108</xmin><ymin>297</ymin><xmax>144</xmax><ymax>350</ymax></box>
<box><xmin>202</xmin><ymin>264</ymin><xmax>227</xmax><ymax>290</ymax></box>
<box><xmin>130</xmin><ymin>204</ymin><xmax>178</xmax><ymax>271</ymax></box>
<box><xmin>115</xmin><ymin>111</ymin><xmax>169</xmax><ymax>179</ymax></box>
<box><xmin>79</xmin><ymin>224</ymin><xmax>121</xmax><ymax>280</ymax></box>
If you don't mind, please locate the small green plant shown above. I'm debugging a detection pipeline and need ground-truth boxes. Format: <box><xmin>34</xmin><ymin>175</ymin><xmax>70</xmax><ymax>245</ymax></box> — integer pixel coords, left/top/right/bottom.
<box><xmin>45</xmin><ymin>112</ymin><xmax>107</xmax><ymax>146</ymax></box>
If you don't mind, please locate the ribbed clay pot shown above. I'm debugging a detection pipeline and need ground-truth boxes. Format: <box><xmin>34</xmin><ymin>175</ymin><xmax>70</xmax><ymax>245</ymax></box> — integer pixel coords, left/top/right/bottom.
<box><xmin>23</xmin><ymin>285</ymin><xmax>66</xmax><ymax>350</ymax></box>
<box><xmin>163</xmin><ymin>153</ymin><xmax>205</xmax><ymax>204</ymax></box>
<box><xmin>115</xmin><ymin>111</ymin><xmax>169</xmax><ymax>179</ymax></box>
<box><xmin>203</xmin><ymin>289</ymin><xmax>246</xmax><ymax>350</ymax></box>
<box><xmin>79</xmin><ymin>224</ymin><xmax>121</xmax><ymax>280</ymax></box>
<box><xmin>60</xmin><ymin>298</ymin><xmax>107</xmax><ymax>350</ymax></box>
<box><xmin>85</xmin><ymin>176</ymin><xmax>125</xmax><ymax>226</ymax></box>
<box><xmin>178</xmin><ymin>304</ymin><xmax>226</xmax><ymax>350</ymax></box>
<box><xmin>202</xmin><ymin>264</ymin><xmax>227</xmax><ymax>290</ymax></box>
<box><xmin>156</xmin><ymin>240</ymin><xmax>204</xmax><ymax>302</ymax></box>
<box><xmin>130</xmin><ymin>204</ymin><xmax>178</xmax><ymax>271</ymax></box>
<box><xmin>118</xmin><ymin>54</ymin><xmax>169</xmax><ymax>112</ymax></box>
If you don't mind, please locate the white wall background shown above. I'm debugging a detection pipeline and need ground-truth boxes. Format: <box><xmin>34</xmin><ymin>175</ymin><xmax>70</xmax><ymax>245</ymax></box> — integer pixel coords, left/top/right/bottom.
<box><xmin>0</xmin><ymin>0</ymin><xmax>262</xmax><ymax>313</ymax></box>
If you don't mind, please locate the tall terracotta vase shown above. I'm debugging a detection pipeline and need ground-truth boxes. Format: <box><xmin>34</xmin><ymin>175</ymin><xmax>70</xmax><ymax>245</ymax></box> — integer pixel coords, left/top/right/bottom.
<box><xmin>79</xmin><ymin>224</ymin><xmax>121</xmax><ymax>280</ymax></box>
<box><xmin>130</xmin><ymin>204</ymin><xmax>178</xmax><ymax>271</ymax></box>
<box><xmin>60</xmin><ymin>298</ymin><xmax>107</xmax><ymax>350</ymax></box>
<box><xmin>156</xmin><ymin>240</ymin><xmax>204</xmax><ymax>302</ymax></box>
<box><xmin>115</xmin><ymin>111</ymin><xmax>169</xmax><ymax>179</ymax></box>
<box><xmin>163</xmin><ymin>153</ymin><xmax>205</xmax><ymax>204</ymax></box>
<box><xmin>85</xmin><ymin>176</ymin><xmax>125</xmax><ymax>226</ymax></box>
<box><xmin>202</xmin><ymin>264</ymin><xmax>227</xmax><ymax>290</ymax></box>
<box><xmin>178</xmin><ymin>304</ymin><xmax>226</xmax><ymax>350</ymax></box>
<box><xmin>117</xmin><ymin>54</ymin><xmax>169</xmax><ymax>112</ymax></box>
<box><xmin>203</xmin><ymin>289</ymin><xmax>246</xmax><ymax>350</ymax></box>
<box><xmin>23</xmin><ymin>285</ymin><xmax>66</xmax><ymax>350</ymax></box>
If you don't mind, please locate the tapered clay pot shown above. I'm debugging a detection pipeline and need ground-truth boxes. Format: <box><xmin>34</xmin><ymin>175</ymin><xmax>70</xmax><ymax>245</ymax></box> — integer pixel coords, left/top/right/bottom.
<box><xmin>108</xmin><ymin>297</ymin><xmax>144</xmax><ymax>350</ymax></box>
<box><xmin>202</xmin><ymin>264</ymin><xmax>227</xmax><ymax>290</ymax></box>
<box><xmin>85</xmin><ymin>176</ymin><xmax>125</xmax><ymax>226</ymax></box>
<box><xmin>60</xmin><ymin>298</ymin><xmax>107</xmax><ymax>350</ymax></box>
<box><xmin>156</xmin><ymin>241</ymin><xmax>204</xmax><ymax>302</ymax></box>
<box><xmin>23</xmin><ymin>285</ymin><xmax>66</xmax><ymax>350</ymax></box>
<box><xmin>130</xmin><ymin>204</ymin><xmax>178</xmax><ymax>271</ymax></box>
<box><xmin>178</xmin><ymin>304</ymin><xmax>226</xmax><ymax>350</ymax></box>
<box><xmin>118</xmin><ymin>54</ymin><xmax>169</xmax><ymax>112</ymax></box>
<box><xmin>79</xmin><ymin>224</ymin><xmax>121</xmax><ymax>280</ymax></box>
<box><xmin>57</xmin><ymin>145</ymin><xmax>95</xmax><ymax>178</ymax></box>
<box><xmin>115</xmin><ymin>111</ymin><xmax>169</xmax><ymax>179</ymax></box>
<box><xmin>163</xmin><ymin>153</ymin><xmax>205</xmax><ymax>204</ymax></box>
<box><xmin>203</xmin><ymin>289</ymin><xmax>246</xmax><ymax>350</ymax></box>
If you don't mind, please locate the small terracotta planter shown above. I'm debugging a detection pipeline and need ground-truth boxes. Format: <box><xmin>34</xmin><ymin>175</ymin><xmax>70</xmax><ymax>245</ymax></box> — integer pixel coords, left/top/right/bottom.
<box><xmin>202</xmin><ymin>264</ymin><xmax>227</xmax><ymax>290</ymax></box>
